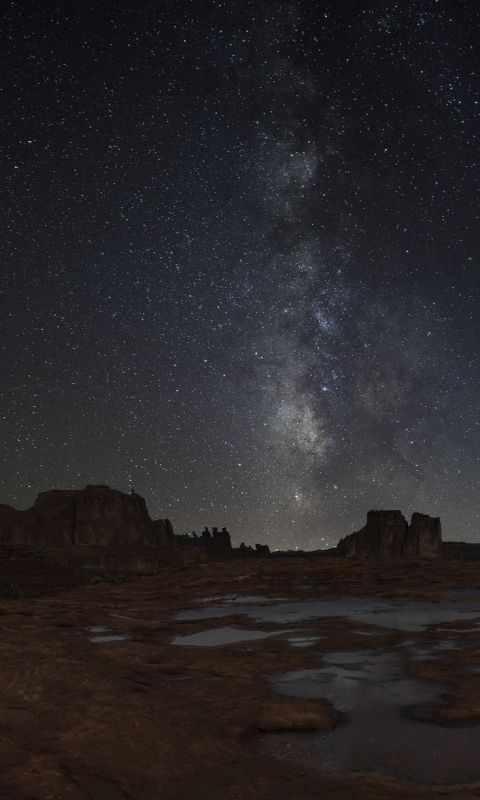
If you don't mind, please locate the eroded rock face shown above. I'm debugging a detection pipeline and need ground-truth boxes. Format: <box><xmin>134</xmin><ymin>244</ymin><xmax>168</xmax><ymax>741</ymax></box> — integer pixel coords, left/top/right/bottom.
<box><xmin>152</xmin><ymin>518</ymin><xmax>177</xmax><ymax>550</ymax></box>
<box><xmin>0</xmin><ymin>486</ymin><xmax>177</xmax><ymax>549</ymax></box>
<box><xmin>404</xmin><ymin>512</ymin><xmax>442</xmax><ymax>557</ymax></box>
<box><xmin>337</xmin><ymin>510</ymin><xmax>442</xmax><ymax>558</ymax></box>
<box><xmin>0</xmin><ymin>504</ymin><xmax>27</xmax><ymax>546</ymax></box>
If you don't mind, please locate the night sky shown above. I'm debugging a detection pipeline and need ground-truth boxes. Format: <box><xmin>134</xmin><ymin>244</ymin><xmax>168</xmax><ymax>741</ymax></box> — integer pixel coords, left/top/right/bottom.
<box><xmin>2</xmin><ymin>1</ymin><xmax>480</xmax><ymax>550</ymax></box>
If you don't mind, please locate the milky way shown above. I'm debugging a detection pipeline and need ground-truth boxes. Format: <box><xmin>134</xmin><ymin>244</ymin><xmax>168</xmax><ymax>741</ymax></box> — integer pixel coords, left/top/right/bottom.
<box><xmin>2</xmin><ymin>1</ymin><xmax>480</xmax><ymax>549</ymax></box>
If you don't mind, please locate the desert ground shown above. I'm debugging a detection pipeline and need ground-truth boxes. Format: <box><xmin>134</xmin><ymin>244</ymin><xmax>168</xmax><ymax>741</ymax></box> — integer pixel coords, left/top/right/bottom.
<box><xmin>2</xmin><ymin>549</ymin><xmax>480</xmax><ymax>799</ymax></box>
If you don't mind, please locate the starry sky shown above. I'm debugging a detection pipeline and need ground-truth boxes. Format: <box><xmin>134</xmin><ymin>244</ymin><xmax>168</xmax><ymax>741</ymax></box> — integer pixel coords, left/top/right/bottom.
<box><xmin>2</xmin><ymin>0</ymin><xmax>480</xmax><ymax>550</ymax></box>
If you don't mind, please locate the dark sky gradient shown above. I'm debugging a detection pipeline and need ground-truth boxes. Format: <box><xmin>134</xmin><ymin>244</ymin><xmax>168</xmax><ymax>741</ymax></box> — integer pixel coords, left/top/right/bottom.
<box><xmin>2</xmin><ymin>1</ymin><xmax>480</xmax><ymax>549</ymax></box>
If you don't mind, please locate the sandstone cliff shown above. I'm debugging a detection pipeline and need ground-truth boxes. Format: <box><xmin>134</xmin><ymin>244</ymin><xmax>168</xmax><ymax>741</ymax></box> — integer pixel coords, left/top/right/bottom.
<box><xmin>337</xmin><ymin>510</ymin><xmax>442</xmax><ymax>558</ymax></box>
<box><xmin>0</xmin><ymin>485</ymin><xmax>178</xmax><ymax>550</ymax></box>
<box><xmin>404</xmin><ymin>512</ymin><xmax>442</xmax><ymax>557</ymax></box>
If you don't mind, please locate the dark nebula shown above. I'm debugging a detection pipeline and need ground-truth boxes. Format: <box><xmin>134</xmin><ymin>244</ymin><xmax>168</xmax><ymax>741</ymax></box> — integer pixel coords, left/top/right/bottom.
<box><xmin>2</xmin><ymin>1</ymin><xmax>480</xmax><ymax>549</ymax></box>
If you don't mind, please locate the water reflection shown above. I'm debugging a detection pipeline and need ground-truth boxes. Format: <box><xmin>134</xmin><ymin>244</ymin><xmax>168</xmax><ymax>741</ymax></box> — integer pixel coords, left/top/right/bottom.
<box><xmin>89</xmin><ymin>634</ymin><xmax>132</xmax><ymax>642</ymax></box>
<box><xmin>172</xmin><ymin>626</ymin><xmax>297</xmax><ymax>646</ymax></box>
<box><xmin>109</xmin><ymin>613</ymin><xmax>160</xmax><ymax>622</ymax></box>
<box><xmin>268</xmin><ymin>650</ymin><xmax>480</xmax><ymax>784</ymax></box>
<box><xmin>287</xmin><ymin>635</ymin><xmax>325</xmax><ymax>648</ymax></box>
<box><xmin>86</xmin><ymin>625</ymin><xmax>132</xmax><ymax>643</ymax></box>
<box><xmin>195</xmin><ymin>595</ymin><xmax>272</xmax><ymax>604</ymax></box>
<box><xmin>176</xmin><ymin>597</ymin><xmax>480</xmax><ymax>632</ymax></box>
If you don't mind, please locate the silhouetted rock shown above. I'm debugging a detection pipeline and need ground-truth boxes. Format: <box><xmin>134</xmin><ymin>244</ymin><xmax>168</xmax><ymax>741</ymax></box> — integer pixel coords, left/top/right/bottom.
<box><xmin>152</xmin><ymin>518</ymin><xmax>177</xmax><ymax>551</ymax></box>
<box><xmin>174</xmin><ymin>532</ymin><xmax>203</xmax><ymax>546</ymax></box>
<box><xmin>269</xmin><ymin>548</ymin><xmax>342</xmax><ymax>558</ymax></box>
<box><xmin>201</xmin><ymin>526</ymin><xmax>233</xmax><ymax>558</ymax></box>
<box><xmin>0</xmin><ymin>486</ymin><xmax>177</xmax><ymax>550</ymax></box>
<box><xmin>338</xmin><ymin>510</ymin><xmax>407</xmax><ymax>558</ymax></box>
<box><xmin>404</xmin><ymin>512</ymin><xmax>442</xmax><ymax>557</ymax></box>
<box><xmin>442</xmin><ymin>544</ymin><xmax>464</xmax><ymax>561</ymax></box>
<box><xmin>443</xmin><ymin>541</ymin><xmax>480</xmax><ymax>561</ymax></box>
<box><xmin>233</xmin><ymin>542</ymin><xmax>271</xmax><ymax>559</ymax></box>
<box><xmin>337</xmin><ymin>510</ymin><xmax>442</xmax><ymax>558</ymax></box>
<box><xmin>234</xmin><ymin>543</ymin><xmax>256</xmax><ymax>558</ymax></box>
<box><xmin>0</xmin><ymin>504</ymin><xmax>26</xmax><ymax>545</ymax></box>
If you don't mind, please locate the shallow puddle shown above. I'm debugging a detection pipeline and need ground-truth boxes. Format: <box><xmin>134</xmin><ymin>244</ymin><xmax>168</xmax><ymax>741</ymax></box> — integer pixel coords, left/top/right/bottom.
<box><xmin>86</xmin><ymin>625</ymin><xmax>131</xmax><ymax>643</ymax></box>
<box><xmin>287</xmin><ymin>635</ymin><xmax>325</xmax><ymax>648</ymax></box>
<box><xmin>434</xmin><ymin>638</ymin><xmax>463</xmax><ymax>650</ymax></box>
<box><xmin>172</xmin><ymin>626</ymin><xmax>297</xmax><ymax>646</ymax></box>
<box><xmin>170</xmin><ymin>595</ymin><xmax>480</xmax><ymax>783</ymax></box>
<box><xmin>109</xmin><ymin>613</ymin><xmax>160</xmax><ymax>622</ymax></box>
<box><xmin>89</xmin><ymin>634</ymin><xmax>132</xmax><ymax>642</ymax></box>
<box><xmin>176</xmin><ymin>597</ymin><xmax>480</xmax><ymax>632</ymax></box>
<box><xmin>409</xmin><ymin>651</ymin><xmax>439</xmax><ymax>662</ymax></box>
<box><xmin>266</xmin><ymin>650</ymin><xmax>480</xmax><ymax>784</ymax></box>
<box><xmin>443</xmin><ymin>628</ymin><xmax>480</xmax><ymax>633</ymax></box>
<box><xmin>195</xmin><ymin>595</ymin><xmax>271</xmax><ymax>604</ymax></box>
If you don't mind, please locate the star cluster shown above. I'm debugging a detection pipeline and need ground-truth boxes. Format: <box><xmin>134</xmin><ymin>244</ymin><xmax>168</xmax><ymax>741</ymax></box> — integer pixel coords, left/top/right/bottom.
<box><xmin>1</xmin><ymin>1</ymin><xmax>480</xmax><ymax>549</ymax></box>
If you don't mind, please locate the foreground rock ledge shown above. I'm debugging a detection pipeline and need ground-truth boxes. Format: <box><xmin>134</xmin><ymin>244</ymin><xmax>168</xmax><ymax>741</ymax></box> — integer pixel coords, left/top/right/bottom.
<box><xmin>1</xmin><ymin>554</ymin><xmax>480</xmax><ymax>798</ymax></box>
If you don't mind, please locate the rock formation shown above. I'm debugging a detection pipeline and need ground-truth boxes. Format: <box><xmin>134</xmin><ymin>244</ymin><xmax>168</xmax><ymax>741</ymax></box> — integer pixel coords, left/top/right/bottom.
<box><xmin>337</xmin><ymin>510</ymin><xmax>442</xmax><ymax>558</ymax></box>
<box><xmin>174</xmin><ymin>528</ymin><xmax>272</xmax><ymax>560</ymax></box>
<box><xmin>0</xmin><ymin>485</ymin><xmax>177</xmax><ymax>550</ymax></box>
<box><xmin>255</xmin><ymin>543</ymin><xmax>270</xmax><ymax>558</ymax></box>
<box><xmin>153</xmin><ymin>518</ymin><xmax>177</xmax><ymax>550</ymax></box>
<box><xmin>174</xmin><ymin>532</ymin><xmax>203</xmax><ymax>546</ymax></box>
<box><xmin>201</xmin><ymin>526</ymin><xmax>233</xmax><ymax>558</ymax></box>
<box><xmin>442</xmin><ymin>541</ymin><xmax>480</xmax><ymax>561</ymax></box>
<box><xmin>236</xmin><ymin>543</ymin><xmax>257</xmax><ymax>558</ymax></box>
<box><xmin>404</xmin><ymin>512</ymin><xmax>442</xmax><ymax>557</ymax></box>
<box><xmin>270</xmin><ymin>547</ymin><xmax>341</xmax><ymax>558</ymax></box>
<box><xmin>234</xmin><ymin>542</ymin><xmax>271</xmax><ymax>559</ymax></box>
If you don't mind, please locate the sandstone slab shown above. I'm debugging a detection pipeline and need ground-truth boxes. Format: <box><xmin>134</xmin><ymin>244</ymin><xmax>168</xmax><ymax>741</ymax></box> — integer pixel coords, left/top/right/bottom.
<box><xmin>1</xmin><ymin>552</ymin><xmax>480</xmax><ymax>797</ymax></box>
